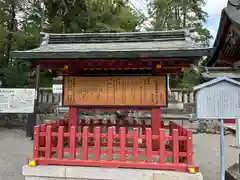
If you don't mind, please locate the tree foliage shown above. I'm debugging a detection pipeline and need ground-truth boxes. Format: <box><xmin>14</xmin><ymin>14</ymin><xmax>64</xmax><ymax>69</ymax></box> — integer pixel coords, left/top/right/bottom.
<box><xmin>169</xmin><ymin>66</ymin><xmax>207</xmax><ymax>88</ymax></box>
<box><xmin>147</xmin><ymin>0</ymin><xmax>213</xmax><ymax>47</ymax></box>
<box><xmin>0</xmin><ymin>0</ymin><xmax>212</xmax><ymax>88</ymax></box>
<box><xmin>147</xmin><ymin>0</ymin><xmax>213</xmax><ymax>88</ymax></box>
<box><xmin>0</xmin><ymin>0</ymin><xmax>143</xmax><ymax>87</ymax></box>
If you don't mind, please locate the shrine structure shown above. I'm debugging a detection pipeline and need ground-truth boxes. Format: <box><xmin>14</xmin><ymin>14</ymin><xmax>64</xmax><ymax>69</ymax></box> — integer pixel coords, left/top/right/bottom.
<box><xmin>12</xmin><ymin>30</ymin><xmax>211</xmax><ymax>180</ymax></box>
<box><xmin>203</xmin><ymin>0</ymin><xmax>240</xmax><ymax>67</ymax></box>
<box><xmin>202</xmin><ymin>0</ymin><xmax>240</xmax><ymax>125</ymax></box>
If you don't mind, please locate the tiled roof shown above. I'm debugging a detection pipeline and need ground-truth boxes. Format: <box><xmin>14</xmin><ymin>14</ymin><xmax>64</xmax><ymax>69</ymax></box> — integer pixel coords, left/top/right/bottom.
<box><xmin>12</xmin><ymin>29</ymin><xmax>212</xmax><ymax>59</ymax></box>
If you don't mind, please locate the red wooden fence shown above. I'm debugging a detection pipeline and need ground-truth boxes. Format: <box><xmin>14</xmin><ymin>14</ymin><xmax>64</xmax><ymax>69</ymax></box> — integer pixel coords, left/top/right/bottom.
<box><xmin>30</xmin><ymin>120</ymin><xmax>198</xmax><ymax>172</ymax></box>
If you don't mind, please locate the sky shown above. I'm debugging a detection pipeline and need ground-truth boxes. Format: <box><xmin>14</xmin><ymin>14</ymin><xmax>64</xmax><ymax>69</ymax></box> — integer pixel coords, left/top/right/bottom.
<box><xmin>131</xmin><ymin>0</ymin><xmax>228</xmax><ymax>46</ymax></box>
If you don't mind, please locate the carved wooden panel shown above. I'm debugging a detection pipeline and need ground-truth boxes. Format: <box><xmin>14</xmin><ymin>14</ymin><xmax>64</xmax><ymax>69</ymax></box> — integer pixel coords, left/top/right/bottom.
<box><xmin>63</xmin><ymin>76</ymin><xmax>167</xmax><ymax>107</ymax></box>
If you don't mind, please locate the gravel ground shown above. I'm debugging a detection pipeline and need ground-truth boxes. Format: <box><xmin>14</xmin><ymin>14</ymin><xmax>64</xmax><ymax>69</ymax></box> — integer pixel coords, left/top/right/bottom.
<box><xmin>0</xmin><ymin>128</ymin><xmax>32</xmax><ymax>180</ymax></box>
<box><xmin>193</xmin><ymin>134</ymin><xmax>239</xmax><ymax>180</ymax></box>
<box><xmin>0</xmin><ymin>127</ymin><xmax>239</xmax><ymax>180</ymax></box>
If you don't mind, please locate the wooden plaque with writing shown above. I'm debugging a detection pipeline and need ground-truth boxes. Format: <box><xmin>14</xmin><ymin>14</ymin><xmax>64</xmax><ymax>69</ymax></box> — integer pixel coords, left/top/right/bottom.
<box><xmin>63</xmin><ymin>76</ymin><xmax>167</xmax><ymax>107</ymax></box>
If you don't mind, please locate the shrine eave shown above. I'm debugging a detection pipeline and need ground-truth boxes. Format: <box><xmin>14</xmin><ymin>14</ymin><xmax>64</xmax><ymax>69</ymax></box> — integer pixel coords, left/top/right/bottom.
<box><xmin>203</xmin><ymin>0</ymin><xmax>240</xmax><ymax>67</ymax></box>
<box><xmin>12</xmin><ymin>48</ymin><xmax>212</xmax><ymax>60</ymax></box>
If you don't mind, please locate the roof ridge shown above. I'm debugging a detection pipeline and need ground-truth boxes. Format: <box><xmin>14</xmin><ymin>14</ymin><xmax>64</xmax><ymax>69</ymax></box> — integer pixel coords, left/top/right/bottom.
<box><xmin>41</xmin><ymin>30</ymin><xmax>189</xmax><ymax>44</ymax></box>
<box><xmin>40</xmin><ymin>29</ymin><xmax>187</xmax><ymax>36</ymax></box>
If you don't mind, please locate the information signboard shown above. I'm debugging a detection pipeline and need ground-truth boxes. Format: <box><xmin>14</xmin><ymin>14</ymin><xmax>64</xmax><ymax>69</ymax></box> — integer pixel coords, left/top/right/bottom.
<box><xmin>0</xmin><ymin>88</ymin><xmax>35</xmax><ymax>113</ymax></box>
<box><xmin>194</xmin><ymin>77</ymin><xmax>240</xmax><ymax>119</ymax></box>
<box><xmin>63</xmin><ymin>76</ymin><xmax>167</xmax><ymax>107</ymax></box>
<box><xmin>194</xmin><ymin>76</ymin><xmax>240</xmax><ymax>180</ymax></box>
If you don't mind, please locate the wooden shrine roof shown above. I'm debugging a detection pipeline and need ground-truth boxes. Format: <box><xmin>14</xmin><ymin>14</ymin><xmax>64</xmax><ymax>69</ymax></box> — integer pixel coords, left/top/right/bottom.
<box><xmin>12</xmin><ymin>29</ymin><xmax>212</xmax><ymax>60</ymax></box>
<box><xmin>203</xmin><ymin>0</ymin><xmax>240</xmax><ymax>67</ymax></box>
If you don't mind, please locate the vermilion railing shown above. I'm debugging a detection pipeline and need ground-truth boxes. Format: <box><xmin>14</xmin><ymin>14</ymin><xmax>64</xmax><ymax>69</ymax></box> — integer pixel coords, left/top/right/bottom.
<box><xmin>30</xmin><ymin>120</ymin><xmax>198</xmax><ymax>172</ymax></box>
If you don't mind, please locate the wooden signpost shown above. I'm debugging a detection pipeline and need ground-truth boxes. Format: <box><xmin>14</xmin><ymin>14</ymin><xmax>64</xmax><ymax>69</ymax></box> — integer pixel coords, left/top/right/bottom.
<box><xmin>194</xmin><ymin>76</ymin><xmax>240</xmax><ymax>180</ymax></box>
<box><xmin>63</xmin><ymin>75</ymin><xmax>167</xmax><ymax>107</ymax></box>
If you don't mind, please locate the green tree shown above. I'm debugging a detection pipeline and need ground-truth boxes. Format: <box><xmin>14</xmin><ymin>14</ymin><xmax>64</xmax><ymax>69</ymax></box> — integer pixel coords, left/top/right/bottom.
<box><xmin>0</xmin><ymin>0</ymin><xmax>143</xmax><ymax>88</ymax></box>
<box><xmin>43</xmin><ymin>0</ymin><xmax>143</xmax><ymax>33</ymax></box>
<box><xmin>148</xmin><ymin>0</ymin><xmax>213</xmax><ymax>46</ymax></box>
<box><xmin>147</xmin><ymin>0</ymin><xmax>212</xmax><ymax>88</ymax></box>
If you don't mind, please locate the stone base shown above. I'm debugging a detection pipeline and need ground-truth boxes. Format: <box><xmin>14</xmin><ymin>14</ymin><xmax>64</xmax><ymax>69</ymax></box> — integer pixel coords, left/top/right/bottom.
<box><xmin>23</xmin><ymin>165</ymin><xmax>203</xmax><ymax>180</ymax></box>
<box><xmin>225</xmin><ymin>163</ymin><xmax>240</xmax><ymax>180</ymax></box>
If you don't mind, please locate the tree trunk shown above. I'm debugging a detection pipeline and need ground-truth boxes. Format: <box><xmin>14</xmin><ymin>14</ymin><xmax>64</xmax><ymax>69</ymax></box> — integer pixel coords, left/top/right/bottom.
<box><xmin>6</xmin><ymin>0</ymin><xmax>16</xmax><ymax>66</ymax></box>
<box><xmin>182</xmin><ymin>0</ymin><xmax>187</xmax><ymax>28</ymax></box>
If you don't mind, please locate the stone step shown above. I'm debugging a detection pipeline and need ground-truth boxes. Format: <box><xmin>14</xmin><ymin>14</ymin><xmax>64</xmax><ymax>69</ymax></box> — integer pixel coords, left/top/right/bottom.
<box><xmin>167</xmin><ymin>102</ymin><xmax>183</xmax><ymax>109</ymax></box>
<box><xmin>183</xmin><ymin>103</ymin><xmax>195</xmax><ymax>112</ymax></box>
<box><xmin>162</xmin><ymin>108</ymin><xmax>192</xmax><ymax>114</ymax></box>
<box><xmin>168</xmin><ymin>99</ymin><xmax>179</xmax><ymax>103</ymax></box>
<box><xmin>162</xmin><ymin>113</ymin><xmax>191</xmax><ymax>120</ymax></box>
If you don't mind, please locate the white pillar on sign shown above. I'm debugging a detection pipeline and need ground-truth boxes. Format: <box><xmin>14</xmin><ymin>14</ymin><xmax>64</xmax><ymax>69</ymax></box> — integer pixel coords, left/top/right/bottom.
<box><xmin>220</xmin><ymin>119</ymin><xmax>225</xmax><ymax>180</ymax></box>
<box><xmin>167</xmin><ymin>75</ymin><xmax>170</xmax><ymax>92</ymax></box>
<box><xmin>236</xmin><ymin>119</ymin><xmax>240</xmax><ymax>146</ymax></box>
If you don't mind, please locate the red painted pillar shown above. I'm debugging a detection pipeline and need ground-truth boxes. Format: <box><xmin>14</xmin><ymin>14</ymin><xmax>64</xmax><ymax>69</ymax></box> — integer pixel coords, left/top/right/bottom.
<box><xmin>152</xmin><ymin>108</ymin><xmax>161</xmax><ymax>151</ymax></box>
<box><xmin>68</xmin><ymin>107</ymin><xmax>78</xmax><ymax>132</ymax></box>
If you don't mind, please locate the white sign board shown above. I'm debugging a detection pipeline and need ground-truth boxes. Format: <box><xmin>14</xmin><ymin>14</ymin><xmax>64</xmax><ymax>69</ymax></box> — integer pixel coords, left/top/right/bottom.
<box><xmin>0</xmin><ymin>88</ymin><xmax>35</xmax><ymax>113</ymax></box>
<box><xmin>193</xmin><ymin>76</ymin><xmax>240</xmax><ymax>180</ymax></box>
<box><xmin>194</xmin><ymin>77</ymin><xmax>240</xmax><ymax>119</ymax></box>
<box><xmin>52</xmin><ymin>84</ymin><xmax>63</xmax><ymax>94</ymax></box>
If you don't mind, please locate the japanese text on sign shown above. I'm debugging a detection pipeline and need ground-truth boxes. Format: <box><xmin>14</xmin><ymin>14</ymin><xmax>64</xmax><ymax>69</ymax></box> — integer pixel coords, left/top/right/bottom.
<box><xmin>63</xmin><ymin>76</ymin><xmax>167</xmax><ymax>107</ymax></box>
<box><xmin>0</xmin><ymin>88</ymin><xmax>35</xmax><ymax>113</ymax></box>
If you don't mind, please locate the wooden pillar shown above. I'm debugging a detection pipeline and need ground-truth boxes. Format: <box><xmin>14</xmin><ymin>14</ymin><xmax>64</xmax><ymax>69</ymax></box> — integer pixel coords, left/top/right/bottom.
<box><xmin>27</xmin><ymin>65</ymin><xmax>40</xmax><ymax>139</ymax></box>
<box><xmin>68</xmin><ymin>107</ymin><xmax>78</xmax><ymax>132</ymax></box>
<box><xmin>152</xmin><ymin>108</ymin><xmax>161</xmax><ymax>151</ymax></box>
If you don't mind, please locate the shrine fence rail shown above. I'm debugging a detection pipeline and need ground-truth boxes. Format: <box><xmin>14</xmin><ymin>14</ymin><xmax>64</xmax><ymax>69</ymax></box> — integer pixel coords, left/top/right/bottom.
<box><xmin>30</xmin><ymin>120</ymin><xmax>198</xmax><ymax>172</ymax></box>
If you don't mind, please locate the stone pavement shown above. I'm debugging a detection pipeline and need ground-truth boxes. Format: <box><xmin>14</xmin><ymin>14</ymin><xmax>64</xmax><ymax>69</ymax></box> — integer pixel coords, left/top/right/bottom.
<box><xmin>0</xmin><ymin>127</ymin><xmax>239</xmax><ymax>180</ymax></box>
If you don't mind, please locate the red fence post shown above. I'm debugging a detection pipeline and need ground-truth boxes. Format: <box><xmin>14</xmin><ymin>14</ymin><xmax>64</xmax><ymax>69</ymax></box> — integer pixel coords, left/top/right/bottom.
<box><xmin>82</xmin><ymin>126</ymin><xmax>89</xmax><ymax>160</ymax></box>
<box><xmin>132</xmin><ymin>128</ymin><xmax>139</xmax><ymax>161</ymax></box>
<box><xmin>107</xmin><ymin>127</ymin><xmax>113</xmax><ymax>161</ymax></box>
<box><xmin>68</xmin><ymin>107</ymin><xmax>78</xmax><ymax>132</ymax></box>
<box><xmin>152</xmin><ymin>109</ymin><xmax>161</xmax><ymax>151</ymax></box>
<box><xmin>172</xmin><ymin>129</ymin><xmax>179</xmax><ymax>164</ymax></box>
<box><xmin>120</xmin><ymin>127</ymin><xmax>126</xmax><ymax>161</ymax></box>
<box><xmin>186</xmin><ymin>130</ymin><xmax>193</xmax><ymax>164</ymax></box>
<box><xmin>69</xmin><ymin>126</ymin><xmax>76</xmax><ymax>160</ymax></box>
<box><xmin>33</xmin><ymin>126</ymin><xmax>40</xmax><ymax>158</ymax></box>
<box><xmin>45</xmin><ymin>126</ymin><xmax>52</xmax><ymax>159</ymax></box>
<box><xmin>146</xmin><ymin>128</ymin><xmax>152</xmax><ymax>162</ymax></box>
<box><xmin>159</xmin><ymin>129</ymin><xmax>165</xmax><ymax>164</ymax></box>
<box><xmin>39</xmin><ymin>124</ymin><xmax>46</xmax><ymax>157</ymax></box>
<box><xmin>94</xmin><ymin>127</ymin><xmax>101</xmax><ymax>161</ymax></box>
<box><xmin>57</xmin><ymin>126</ymin><xmax>64</xmax><ymax>159</ymax></box>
